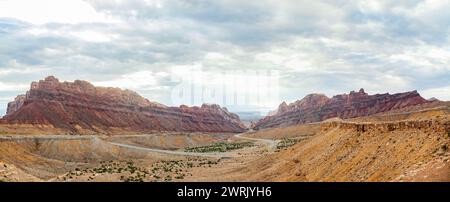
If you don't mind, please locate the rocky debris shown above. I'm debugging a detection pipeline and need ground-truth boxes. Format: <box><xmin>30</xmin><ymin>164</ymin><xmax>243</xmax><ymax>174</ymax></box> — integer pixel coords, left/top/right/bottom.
<box><xmin>1</xmin><ymin>76</ymin><xmax>246</xmax><ymax>134</ymax></box>
<box><xmin>0</xmin><ymin>161</ymin><xmax>41</xmax><ymax>182</ymax></box>
<box><xmin>253</xmin><ymin>88</ymin><xmax>429</xmax><ymax>129</ymax></box>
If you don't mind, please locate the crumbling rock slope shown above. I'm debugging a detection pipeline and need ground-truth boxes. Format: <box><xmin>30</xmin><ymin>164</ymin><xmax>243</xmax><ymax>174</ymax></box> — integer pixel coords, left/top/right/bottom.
<box><xmin>245</xmin><ymin>111</ymin><xmax>450</xmax><ymax>182</ymax></box>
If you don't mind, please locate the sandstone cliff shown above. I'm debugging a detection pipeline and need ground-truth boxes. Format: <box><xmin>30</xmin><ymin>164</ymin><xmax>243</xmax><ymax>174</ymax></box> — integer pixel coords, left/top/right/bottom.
<box><xmin>1</xmin><ymin>76</ymin><xmax>246</xmax><ymax>134</ymax></box>
<box><xmin>6</xmin><ymin>95</ymin><xmax>26</xmax><ymax>115</ymax></box>
<box><xmin>253</xmin><ymin>88</ymin><xmax>429</xmax><ymax>129</ymax></box>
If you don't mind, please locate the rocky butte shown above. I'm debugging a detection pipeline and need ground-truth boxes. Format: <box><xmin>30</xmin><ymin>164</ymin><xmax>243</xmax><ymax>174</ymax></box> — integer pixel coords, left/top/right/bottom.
<box><xmin>253</xmin><ymin>88</ymin><xmax>430</xmax><ymax>130</ymax></box>
<box><xmin>0</xmin><ymin>76</ymin><xmax>246</xmax><ymax>134</ymax></box>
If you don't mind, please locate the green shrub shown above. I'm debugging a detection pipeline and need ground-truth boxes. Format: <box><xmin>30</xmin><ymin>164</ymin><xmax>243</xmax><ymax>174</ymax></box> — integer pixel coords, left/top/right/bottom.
<box><xmin>184</xmin><ymin>142</ymin><xmax>255</xmax><ymax>153</ymax></box>
<box><xmin>276</xmin><ymin>138</ymin><xmax>301</xmax><ymax>150</ymax></box>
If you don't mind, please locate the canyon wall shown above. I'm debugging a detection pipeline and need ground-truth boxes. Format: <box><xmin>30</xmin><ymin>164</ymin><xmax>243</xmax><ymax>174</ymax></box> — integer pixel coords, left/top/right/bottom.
<box><xmin>321</xmin><ymin>119</ymin><xmax>450</xmax><ymax>134</ymax></box>
<box><xmin>6</xmin><ymin>95</ymin><xmax>26</xmax><ymax>116</ymax></box>
<box><xmin>1</xmin><ymin>76</ymin><xmax>246</xmax><ymax>134</ymax></box>
<box><xmin>253</xmin><ymin>88</ymin><xmax>429</xmax><ymax>129</ymax></box>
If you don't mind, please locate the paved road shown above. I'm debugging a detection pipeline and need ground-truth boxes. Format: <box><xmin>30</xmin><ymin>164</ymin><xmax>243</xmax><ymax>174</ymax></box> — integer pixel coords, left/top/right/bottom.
<box><xmin>109</xmin><ymin>132</ymin><xmax>281</xmax><ymax>157</ymax></box>
<box><xmin>0</xmin><ymin>132</ymin><xmax>280</xmax><ymax>158</ymax></box>
<box><xmin>234</xmin><ymin>133</ymin><xmax>280</xmax><ymax>152</ymax></box>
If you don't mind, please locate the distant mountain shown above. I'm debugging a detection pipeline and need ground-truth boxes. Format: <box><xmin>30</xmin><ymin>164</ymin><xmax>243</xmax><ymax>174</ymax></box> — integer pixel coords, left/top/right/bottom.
<box><xmin>233</xmin><ymin>111</ymin><xmax>264</xmax><ymax>128</ymax></box>
<box><xmin>428</xmin><ymin>97</ymin><xmax>440</xmax><ymax>102</ymax></box>
<box><xmin>234</xmin><ymin>111</ymin><xmax>263</xmax><ymax>121</ymax></box>
<box><xmin>253</xmin><ymin>88</ymin><xmax>429</xmax><ymax>130</ymax></box>
<box><xmin>1</xmin><ymin>76</ymin><xmax>246</xmax><ymax>134</ymax></box>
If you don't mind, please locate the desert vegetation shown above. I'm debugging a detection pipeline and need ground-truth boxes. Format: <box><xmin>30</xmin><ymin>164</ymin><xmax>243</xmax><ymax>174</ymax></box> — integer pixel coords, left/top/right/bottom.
<box><xmin>276</xmin><ymin>138</ymin><xmax>303</xmax><ymax>150</ymax></box>
<box><xmin>150</xmin><ymin>158</ymin><xmax>221</xmax><ymax>181</ymax></box>
<box><xmin>184</xmin><ymin>142</ymin><xmax>255</xmax><ymax>153</ymax></box>
<box><xmin>58</xmin><ymin>161</ymin><xmax>150</xmax><ymax>182</ymax></box>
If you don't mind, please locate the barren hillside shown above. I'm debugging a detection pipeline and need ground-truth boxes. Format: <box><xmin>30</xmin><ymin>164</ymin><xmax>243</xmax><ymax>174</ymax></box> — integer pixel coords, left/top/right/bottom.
<box><xmin>238</xmin><ymin>109</ymin><xmax>450</xmax><ymax>182</ymax></box>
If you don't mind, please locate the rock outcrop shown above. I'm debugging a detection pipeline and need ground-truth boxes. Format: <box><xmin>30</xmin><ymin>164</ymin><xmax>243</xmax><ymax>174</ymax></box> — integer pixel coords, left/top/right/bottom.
<box><xmin>253</xmin><ymin>88</ymin><xmax>429</xmax><ymax>129</ymax></box>
<box><xmin>6</xmin><ymin>95</ymin><xmax>26</xmax><ymax>116</ymax></box>
<box><xmin>321</xmin><ymin>119</ymin><xmax>450</xmax><ymax>135</ymax></box>
<box><xmin>1</xmin><ymin>76</ymin><xmax>246</xmax><ymax>134</ymax></box>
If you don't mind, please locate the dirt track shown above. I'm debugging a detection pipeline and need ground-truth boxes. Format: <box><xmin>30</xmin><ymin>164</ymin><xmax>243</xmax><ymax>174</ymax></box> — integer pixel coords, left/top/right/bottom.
<box><xmin>108</xmin><ymin>142</ymin><xmax>233</xmax><ymax>158</ymax></box>
<box><xmin>234</xmin><ymin>133</ymin><xmax>279</xmax><ymax>152</ymax></box>
<box><xmin>108</xmin><ymin>131</ymin><xmax>282</xmax><ymax>157</ymax></box>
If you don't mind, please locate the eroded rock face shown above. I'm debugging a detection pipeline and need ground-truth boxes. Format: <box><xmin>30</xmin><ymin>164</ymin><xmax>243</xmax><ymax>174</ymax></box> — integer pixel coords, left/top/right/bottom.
<box><xmin>253</xmin><ymin>88</ymin><xmax>429</xmax><ymax>129</ymax></box>
<box><xmin>2</xmin><ymin>76</ymin><xmax>246</xmax><ymax>134</ymax></box>
<box><xmin>6</xmin><ymin>95</ymin><xmax>26</xmax><ymax>116</ymax></box>
<box><xmin>321</xmin><ymin>119</ymin><xmax>449</xmax><ymax>134</ymax></box>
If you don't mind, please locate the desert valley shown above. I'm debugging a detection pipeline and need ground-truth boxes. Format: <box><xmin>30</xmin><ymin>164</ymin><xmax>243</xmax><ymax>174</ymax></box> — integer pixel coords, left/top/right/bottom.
<box><xmin>0</xmin><ymin>76</ymin><xmax>449</xmax><ymax>182</ymax></box>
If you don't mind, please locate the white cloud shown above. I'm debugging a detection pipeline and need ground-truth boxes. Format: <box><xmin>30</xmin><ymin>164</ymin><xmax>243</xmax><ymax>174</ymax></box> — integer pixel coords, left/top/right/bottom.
<box><xmin>1</xmin><ymin>0</ymin><xmax>450</xmax><ymax>115</ymax></box>
<box><xmin>0</xmin><ymin>0</ymin><xmax>118</xmax><ymax>25</ymax></box>
<box><xmin>93</xmin><ymin>70</ymin><xmax>160</xmax><ymax>90</ymax></box>
<box><xmin>0</xmin><ymin>67</ymin><xmax>48</xmax><ymax>76</ymax></box>
<box><xmin>0</xmin><ymin>82</ymin><xmax>29</xmax><ymax>91</ymax></box>
<box><xmin>389</xmin><ymin>44</ymin><xmax>450</xmax><ymax>75</ymax></box>
<box><xmin>0</xmin><ymin>60</ymin><xmax>51</xmax><ymax>75</ymax></box>
<box><xmin>421</xmin><ymin>85</ymin><xmax>450</xmax><ymax>100</ymax></box>
<box><xmin>26</xmin><ymin>27</ymin><xmax>117</xmax><ymax>42</ymax></box>
<box><xmin>71</xmin><ymin>30</ymin><xmax>117</xmax><ymax>42</ymax></box>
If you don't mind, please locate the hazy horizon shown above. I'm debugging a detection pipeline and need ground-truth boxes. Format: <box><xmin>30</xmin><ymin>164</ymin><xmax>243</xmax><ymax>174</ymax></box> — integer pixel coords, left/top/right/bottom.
<box><xmin>1</xmin><ymin>0</ymin><xmax>449</xmax><ymax>116</ymax></box>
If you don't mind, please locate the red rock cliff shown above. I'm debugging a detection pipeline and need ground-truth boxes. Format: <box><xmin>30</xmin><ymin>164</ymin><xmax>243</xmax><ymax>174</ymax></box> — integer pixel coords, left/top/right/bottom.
<box><xmin>253</xmin><ymin>88</ymin><xmax>429</xmax><ymax>129</ymax></box>
<box><xmin>1</xmin><ymin>76</ymin><xmax>246</xmax><ymax>134</ymax></box>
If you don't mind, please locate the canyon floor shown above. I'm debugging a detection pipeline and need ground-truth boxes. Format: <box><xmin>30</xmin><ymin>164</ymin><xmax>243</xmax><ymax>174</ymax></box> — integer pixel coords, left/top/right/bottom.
<box><xmin>1</xmin><ymin>106</ymin><xmax>449</xmax><ymax>182</ymax></box>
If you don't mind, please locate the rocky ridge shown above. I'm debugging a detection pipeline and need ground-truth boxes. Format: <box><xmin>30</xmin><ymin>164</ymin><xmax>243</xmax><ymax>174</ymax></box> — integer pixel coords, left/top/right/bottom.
<box><xmin>253</xmin><ymin>88</ymin><xmax>430</xmax><ymax>129</ymax></box>
<box><xmin>1</xmin><ymin>76</ymin><xmax>246</xmax><ymax>134</ymax></box>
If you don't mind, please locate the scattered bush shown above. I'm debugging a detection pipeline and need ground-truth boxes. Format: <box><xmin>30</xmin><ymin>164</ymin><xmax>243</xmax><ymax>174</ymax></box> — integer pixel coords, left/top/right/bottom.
<box><xmin>276</xmin><ymin>138</ymin><xmax>302</xmax><ymax>150</ymax></box>
<box><xmin>63</xmin><ymin>161</ymin><xmax>149</xmax><ymax>182</ymax></box>
<box><xmin>184</xmin><ymin>142</ymin><xmax>255</xmax><ymax>153</ymax></box>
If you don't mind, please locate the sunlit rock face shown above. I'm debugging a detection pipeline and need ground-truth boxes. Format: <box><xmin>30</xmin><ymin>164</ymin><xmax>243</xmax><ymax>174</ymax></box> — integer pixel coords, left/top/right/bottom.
<box><xmin>2</xmin><ymin>76</ymin><xmax>246</xmax><ymax>134</ymax></box>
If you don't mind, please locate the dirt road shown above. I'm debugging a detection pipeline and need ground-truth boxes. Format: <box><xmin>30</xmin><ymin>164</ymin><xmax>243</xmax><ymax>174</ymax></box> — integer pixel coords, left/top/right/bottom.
<box><xmin>0</xmin><ymin>132</ymin><xmax>279</xmax><ymax>158</ymax></box>
<box><xmin>108</xmin><ymin>132</ymin><xmax>280</xmax><ymax>157</ymax></box>
<box><xmin>234</xmin><ymin>133</ymin><xmax>279</xmax><ymax>152</ymax></box>
<box><xmin>108</xmin><ymin>142</ymin><xmax>233</xmax><ymax>158</ymax></box>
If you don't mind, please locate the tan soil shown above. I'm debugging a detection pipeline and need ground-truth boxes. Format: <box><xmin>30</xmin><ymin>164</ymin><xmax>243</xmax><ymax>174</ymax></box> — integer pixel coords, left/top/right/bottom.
<box><xmin>0</xmin><ymin>107</ymin><xmax>448</xmax><ymax>182</ymax></box>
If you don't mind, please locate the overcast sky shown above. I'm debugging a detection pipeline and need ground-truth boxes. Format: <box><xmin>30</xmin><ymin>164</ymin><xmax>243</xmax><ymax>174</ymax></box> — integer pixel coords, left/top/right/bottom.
<box><xmin>1</xmin><ymin>0</ymin><xmax>450</xmax><ymax>116</ymax></box>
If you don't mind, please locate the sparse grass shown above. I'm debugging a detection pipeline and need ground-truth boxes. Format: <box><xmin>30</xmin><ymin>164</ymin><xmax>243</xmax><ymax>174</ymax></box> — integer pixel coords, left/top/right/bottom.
<box><xmin>184</xmin><ymin>142</ymin><xmax>255</xmax><ymax>153</ymax></box>
<box><xmin>63</xmin><ymin>160</ymin><xmax>149</xmax><ymax>182</ymax></box>
<box><xmin>149</xmin><ymin>158</ymin><xmax>220</xmax><ymax>182</ymax></box>
<box><xmin>150</xmin><ymin>160</ymin><xmax>189</xmax><ymax>182</ymax></box>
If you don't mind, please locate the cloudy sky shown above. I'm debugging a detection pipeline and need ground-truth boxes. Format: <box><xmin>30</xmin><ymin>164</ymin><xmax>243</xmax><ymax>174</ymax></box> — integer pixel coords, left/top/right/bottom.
<box><xmin>0</xmin><ymin>0</ymin><xmax>450</xmax><ymax>116</ymax></box>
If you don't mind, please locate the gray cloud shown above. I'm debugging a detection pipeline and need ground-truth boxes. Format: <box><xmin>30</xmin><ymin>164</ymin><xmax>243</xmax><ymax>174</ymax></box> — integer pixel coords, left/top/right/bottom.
<box><xmin>0</xmin><ymin>0</ymin><xmax>449</xmax><ymax>116</ymax></box>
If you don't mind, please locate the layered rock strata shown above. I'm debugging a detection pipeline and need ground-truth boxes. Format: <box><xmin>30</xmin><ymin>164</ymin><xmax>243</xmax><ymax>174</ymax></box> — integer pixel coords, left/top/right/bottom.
<box><xmin>253</xmin><ymin>88</ymin><xmax>429</xmax><ymax>129</ymax></box>
<box><xmin>1</xmin><ymin>76</ymin><xmax>246</xmax><ymax>134</ymax></box>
